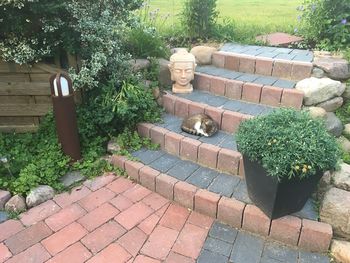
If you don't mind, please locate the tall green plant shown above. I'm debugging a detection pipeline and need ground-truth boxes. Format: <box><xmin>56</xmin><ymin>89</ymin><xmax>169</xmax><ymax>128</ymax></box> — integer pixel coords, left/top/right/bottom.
<box><xmin>180</xmin><ymin>0</ymin><xmax>218</xmax><ymax>40</ymax></box>
<box><xmin>298</xmin><ymin>0</ymin><xmax>350</xmax><ymax>50</ymax></box>
<box><xmin>0</xmin><ymin>0</ymin><xmax>143</xmax><ymax>90</ymax></box>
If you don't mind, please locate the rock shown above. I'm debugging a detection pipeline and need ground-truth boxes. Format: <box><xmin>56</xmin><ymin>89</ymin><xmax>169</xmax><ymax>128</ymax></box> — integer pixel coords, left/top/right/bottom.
<box><xmin>296</xmin><ymin>77</ymin><xmax>344</xmax><ymax>105</ymax></box>
<box><xmin>156</xmin><ymin>96</ymin><xmax>163</xmax><ymax>106</ymax></box>
<box><xmin>317</xmin><ymin>171</ymin><xmax>332</xmax><ymax>200</ymax></box>
<box><xmin>26</xmin><ymin>185</ymin><xmax>54</xmax><ymax>208</ymax></box>
<box><xmin>0</xmin><ymin>211</ymin><xmax>9</xmax><ymax>223</ymax></box>
<box><xmin>0</xmin><ymin>190</ymin><xmax>11</xmax><ymax>210</ymax></box>
<box><xmin>5</xmin><ymin>195</ymin><xmax>26</xmax><ymax>213</ymax></box>
<box><xmin>342</xmin><ymin>83</ymin><xmax>350</xmax><ymax>101</ymax></box>
<box><xmin>320</xmin><ymin>187</ymin><xmax>350</xmax><ymax>239</ymax></box>
<box><xmin>337</xmin><ymin>136</ymin><xmax>350</xmax><ymax>153</ymax></box>
<box><xmin>157</xmin><ymin>58</ymin><xmax>172</xmax><ymax>87</ymax></box>
<box><xmin>333</xmin><ymin>163</ymin><xmax>350</xmax><ymax>191</ymax></box>
<box><xmin>316</xmin><ymin>97</ymin><xmax>343</xmax><ymax>112</ymax></box>
<box><xmin>60</xmin><ymin>171</ymin><xmax>86</xmax><ymax>187</ymax></box>
<box><xmin>152</xmin><ymin>87</ymin><xmax>160</xmax><ymax>99</ymax></box>
<box><xmin>307</xmin><ymin>106</ymin><xmax>327</xmax><ymax>119</ymax></box>
<box><xmin>171</xmin><ymin>47</ymin><xmax>188</xmax><ymax>54</ymax></box>
<box><xmin>190</xmin><ymin>46</ymin><xmax>217</xmax><ymax>65</ymax></box>
<box><xmin>255</xmin><ymin>32</ymin><xmax>303</xmax><ymax>47</ymax></box>
<box><xmin>129</xmin><ymin>59</ymin><xmax>150</xmax><ymax>72</ymax></box>
<box><xmin>313</xmin><ymin>50</ymin><xmax>333</xmax><ymax>57</ymax></box>
<box><xmin>314</xmin><ymin>56</ymin><xmax>350</xmax><ymax>80</ymax></box>
<box><xmin>344</xmin><ymin>124</ymin><xmax>350</xmax><ymax>137</ymax></box>
<box><xmin>325</xmin><ymin>112</ymin><xmax>344</xmax><ymax>137</ymax></box>
<box><xmin>107</xmin><ymin>141</ymin><xmax>121</xmax><ymax>154</ymax></box>
<box><xmin>143</xmin><ymin>80</ymin><xmax>152</xmax><ymax>88</ymax></box>
<box><xmin>311</xmin><ymin>67</ymin><xmax>325</xmax><ymax>78</ymax></box>
<box><xmin>331</xmin><ymin>240</ymin><xmax>350</xmax><ymax>263</ymax></box>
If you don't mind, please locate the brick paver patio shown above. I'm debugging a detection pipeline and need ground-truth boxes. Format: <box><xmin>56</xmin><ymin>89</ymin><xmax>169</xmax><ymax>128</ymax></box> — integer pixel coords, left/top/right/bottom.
<box><xmin>0</xmin><ymin>174</ymin><xmax>212</xmax><ymax>263</ymax></box>
<box><xmin>0</xmin><ymin>174</ymin><xmax>330</xmax><ymax>263</ymax></box>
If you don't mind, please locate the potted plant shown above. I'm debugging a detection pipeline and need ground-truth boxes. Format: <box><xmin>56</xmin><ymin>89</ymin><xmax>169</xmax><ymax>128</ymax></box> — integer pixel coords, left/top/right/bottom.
<box><xmin>236</xmin><ymin>108</ymin><xmax>340</xmax><ymax>219</ymax></box>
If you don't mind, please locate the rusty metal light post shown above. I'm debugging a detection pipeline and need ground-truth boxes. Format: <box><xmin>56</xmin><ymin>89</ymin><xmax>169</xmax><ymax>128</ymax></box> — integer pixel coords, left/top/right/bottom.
<box><xmin>50</xmin><ymin>73</ymin><xmax>81</xmax><ymax>162</ymax></box>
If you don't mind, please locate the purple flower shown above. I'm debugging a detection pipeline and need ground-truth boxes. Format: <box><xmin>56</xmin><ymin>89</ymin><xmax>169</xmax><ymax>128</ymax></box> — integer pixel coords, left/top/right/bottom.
<box><xmin>341</xmin><ymin>19</ymin><xmax>347</xmax><ymax>25</ymax></box>
<box><xmin>311</xmin><ymin>3</ymin><xmax>316</xmax><ymax>11</ymax></box>
<box><xmin>297</xmin><ymin>15</ymin><xmax>301</xmax><ymax>21</ymax></box>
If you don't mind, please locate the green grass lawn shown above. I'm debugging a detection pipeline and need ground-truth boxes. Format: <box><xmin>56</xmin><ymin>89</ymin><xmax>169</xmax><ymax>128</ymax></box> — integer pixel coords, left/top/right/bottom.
<box><xmin>149</xmin><ymin>0</ymin><xmax>302</xmax><ymax>34</ymax></box>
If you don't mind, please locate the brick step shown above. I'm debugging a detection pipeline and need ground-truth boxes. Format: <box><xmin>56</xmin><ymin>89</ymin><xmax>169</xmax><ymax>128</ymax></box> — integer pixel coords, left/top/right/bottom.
<box><xmin>137</xmin><ymin>115</ymin><xmax>242</xmax><ymax>177</ymax></box>
<box><xmin>220</xmin><ymin>43</ymin><xmax>314</xmax><ymax>63</ymax></box>
<box><xmin>197</xmin><ymin>65</ymin><xmax>296</xmax><ymax>89</ymax></box>
<box><xmin>194</xmin><ymin>68</ymin><xmax>304</xmax><ymax>109</ymax></box>
<box><xmin>211</xmin><ymin>44</ymin><xmax>313</xmax><ymax>82</ymax></box>
<box><xmin>110</xmin><ymin>153</ymin><xmax>332</xmax><ymax>253</ymax></box>
<box><xmin>162</xmin><ymin>91</ymin><xmax>273</xmax><ymax>134</ymax></box>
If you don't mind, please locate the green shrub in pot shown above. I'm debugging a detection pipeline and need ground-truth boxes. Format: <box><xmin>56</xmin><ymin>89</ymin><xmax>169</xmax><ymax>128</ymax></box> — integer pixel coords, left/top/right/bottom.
<box><xmin>236</xmin><ymin>108</ymin><xmax>341</xmax><ymax>219</ymax></box>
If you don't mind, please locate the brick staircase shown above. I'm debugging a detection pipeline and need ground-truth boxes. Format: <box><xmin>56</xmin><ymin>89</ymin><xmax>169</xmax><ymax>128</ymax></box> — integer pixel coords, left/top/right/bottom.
<box><xmin>111</xmin><ymin>44</ymin><xmax>333</xmax><ymax>253</ymax></box>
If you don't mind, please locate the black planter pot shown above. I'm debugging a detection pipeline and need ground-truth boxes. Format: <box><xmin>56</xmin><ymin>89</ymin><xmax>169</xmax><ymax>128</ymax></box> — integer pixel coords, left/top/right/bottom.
<box><xmin>243</xmin><ymin>155</ymin><xmax>323</xmax><ymax>220</ymax></box>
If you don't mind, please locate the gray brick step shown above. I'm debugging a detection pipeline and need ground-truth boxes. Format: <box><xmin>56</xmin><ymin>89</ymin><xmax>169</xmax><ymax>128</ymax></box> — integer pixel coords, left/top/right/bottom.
<box><xmin>137</xmin><ymin>119</ymin><xmax>242</xmax><ymax>176</ymax></box>
<box><xmin>122</xmin><ymin>148</ymin><xmax>317</xmax><ymax>222</ymax></box>
<box><xmin>209</xmin><ymin>44</ymin><xmax>313</xmax><ymax>84</ymax></box>
<box><xmin>220</xmin><ymin>43</ymin><xmax>314</xmax><ymax>62</ymax></box>
<box><xmin>193</xmin><ymin>69</ymin><xmax>304</xmax><ymax>109</ymax></box>
<box><xmin>196</xmin><ymin>65</ymin><xmax>296</xmax><ymax>89</ymax></box>
<box><xmin>162</xmin><ymin>91</ymin><xmax>269</xmax><ymax>134</ymax></box>
<box><xmin>198</xmin><ymin>222</ymin><xmax>330</xmax><ymax>263</ymax></box>
<box><xmin>156</xmin><ymin>113</ymin><xmax>237</xmax><ymax>151</ymax></box>
<box><xmin>110</xmin><ymin>151</ymin><xmax>329</xmax><ymax>253</ymax></box>
<box><xmin>176</xmin><ymin>90</ymin><xmax>275</xmax><ymax>116</ymax></box>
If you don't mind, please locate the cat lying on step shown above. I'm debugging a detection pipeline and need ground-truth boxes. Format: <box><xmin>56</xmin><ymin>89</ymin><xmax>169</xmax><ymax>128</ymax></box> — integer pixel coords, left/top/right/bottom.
<box><xmin>181</xmin><ymin>114</ymin><xmax>218</xmax><ymax>137</ymax></box>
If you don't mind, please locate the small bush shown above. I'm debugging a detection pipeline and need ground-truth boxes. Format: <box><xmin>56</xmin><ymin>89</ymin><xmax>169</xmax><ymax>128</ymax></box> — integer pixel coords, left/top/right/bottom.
<box><xmin>180</xmin><ymin>0</ymin><xmax>218</xmax><ymax>40</ymax></box>
<box><xmin>236</xmin><ymin>109</ymin><xmax>340</xmax><ymax>180</ymax></box>
<box><xmin>298</xmin><ymin>0</ymin><xmax>350</xmax><ymax>50</ymax></box>
<box><xmin>335</xmin><ymin>99</ymin><xmax>350</xmax><ymax>125</ymax></box>
<box><xmin>126</xmin><ymin>27</ymin><xmax>169</xmax><ymax>58</ymax></box>
<box><xmin>124</xmin><ymin>1</ymin><xmax>170</xmax><ymax>59</ymax></box>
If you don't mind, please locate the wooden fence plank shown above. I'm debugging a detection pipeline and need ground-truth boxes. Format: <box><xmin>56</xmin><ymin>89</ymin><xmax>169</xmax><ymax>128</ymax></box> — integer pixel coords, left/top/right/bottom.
<box><xmin>29</xmin><ymin>73</ymin><xmax>53</xmax><ymax>82</ymax></box>
<box><xmin>34</xmin><ymin>96</ymin><xmax>52</xmax><ymax>104</ymax></box>
<box><xmin>0</xmin><ymin>95</ymin><xmax>35</xmax><ymax>104</ymax></box>
<box><xmin>0</xmin><ymin>125</ymin><xmax>38</xmax><ymax>133</ymax></box>
<box><xmin>0</xmin><ymin>82</ymin><xmax>51</xmax><ymax>95</ymax></box>
<box><xmin>0</xmin><ymin>116</ymin><xmax>37</xmax><ymax>125</ymax></box>
<box><xmin>0</xmin><ymin>73</ymin><xmax>31</xmax><ymax>82</ymax></box>
<box><xmin>0</xmin><ymin>104</ymin><xmax>52</xmax><ymax>116</ymax></box>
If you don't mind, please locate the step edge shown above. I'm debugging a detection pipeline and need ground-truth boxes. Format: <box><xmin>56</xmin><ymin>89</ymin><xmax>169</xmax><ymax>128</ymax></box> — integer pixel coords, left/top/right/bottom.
<box><xmin>136</xmin><ymin>122</ymin><xmax>243</xmax><ymax>177</ymax></box>
<box><xmin>109</xmin><ymin>154</ymin><xmax>333</xmax><ymax>253</ymax></box>
<box><xmin>193</xmin><ymin>72</ymin><xmax>304</xmax><ymax>109</ymax></box>
<box><xmin>161</xmin><ymin>91</ymin><xmax>254</xmax><ymax>134</ymax></box>
<box><xmin>211</xmin><ymin>51</ymin><xmax>313</xmax><ymax>81</ymax></box>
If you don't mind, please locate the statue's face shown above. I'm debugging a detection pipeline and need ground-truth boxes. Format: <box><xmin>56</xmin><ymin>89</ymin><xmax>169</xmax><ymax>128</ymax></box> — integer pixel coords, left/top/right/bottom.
<box><xmin>171</xmin><ymin>62</ymin><xmax>194</xmax><ymax>86</ymax></box>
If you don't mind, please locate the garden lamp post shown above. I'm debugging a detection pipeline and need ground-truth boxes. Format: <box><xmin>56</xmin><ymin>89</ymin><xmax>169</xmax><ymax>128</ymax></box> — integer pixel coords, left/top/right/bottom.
<box><xmin>50</xmin><ymin>73</ymin><xmax>81</xmax><ymax>162</ymax></box>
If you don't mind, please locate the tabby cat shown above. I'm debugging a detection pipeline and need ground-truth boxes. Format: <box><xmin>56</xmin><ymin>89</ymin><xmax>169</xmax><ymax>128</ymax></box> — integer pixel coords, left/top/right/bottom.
<box><xmin>181</xmin><ymin>113</ymin><xmax>218</xmax><ymax>137</ymax></box>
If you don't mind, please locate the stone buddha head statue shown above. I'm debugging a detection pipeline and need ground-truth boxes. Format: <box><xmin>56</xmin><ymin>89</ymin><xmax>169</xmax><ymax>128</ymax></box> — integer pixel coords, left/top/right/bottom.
<box><xmin>168</xmin><ymin>49</ymin><xmax>197</xmax><ymax>93</ymax></box>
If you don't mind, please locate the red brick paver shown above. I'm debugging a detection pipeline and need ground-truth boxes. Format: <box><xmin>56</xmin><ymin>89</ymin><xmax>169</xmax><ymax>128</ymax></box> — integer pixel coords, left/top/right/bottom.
<box><xmin>0</xmin><ymin>173</ymin><xmax>331</xmax><ymax>262</ymax></box>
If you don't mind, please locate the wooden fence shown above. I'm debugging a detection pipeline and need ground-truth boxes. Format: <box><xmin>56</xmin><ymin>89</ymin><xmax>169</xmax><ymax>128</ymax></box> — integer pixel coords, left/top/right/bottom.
<box><xmin>0</xmin><ymin>60</ymin><xmax>64</xmax><ymax>133</ymax></box>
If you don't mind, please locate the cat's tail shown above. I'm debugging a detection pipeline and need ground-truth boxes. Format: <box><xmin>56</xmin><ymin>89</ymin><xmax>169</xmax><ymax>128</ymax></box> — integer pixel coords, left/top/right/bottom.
<box><xmin>181</xmin><ymin>125</ymin><xmax>199</xmax><ymax>136</ymax></box>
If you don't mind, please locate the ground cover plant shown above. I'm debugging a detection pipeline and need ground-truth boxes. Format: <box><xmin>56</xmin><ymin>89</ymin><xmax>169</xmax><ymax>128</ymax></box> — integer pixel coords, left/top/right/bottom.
<box><xmin>0</xmin><ymin>78</ymin><xmax>161</xmax><ymax>195</ymax></box>
<box><xmin>298</xmin><ymin>0</ymin><xmax>350</xmax><ymax>51</ymax></box>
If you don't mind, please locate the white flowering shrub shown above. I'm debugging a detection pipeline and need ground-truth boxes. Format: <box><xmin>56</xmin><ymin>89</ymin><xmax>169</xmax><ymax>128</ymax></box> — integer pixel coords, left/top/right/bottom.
<box><xmin>0</xmin><ymin>0</ymin><xmax>142</xmax><ymax>89</ymax></box>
